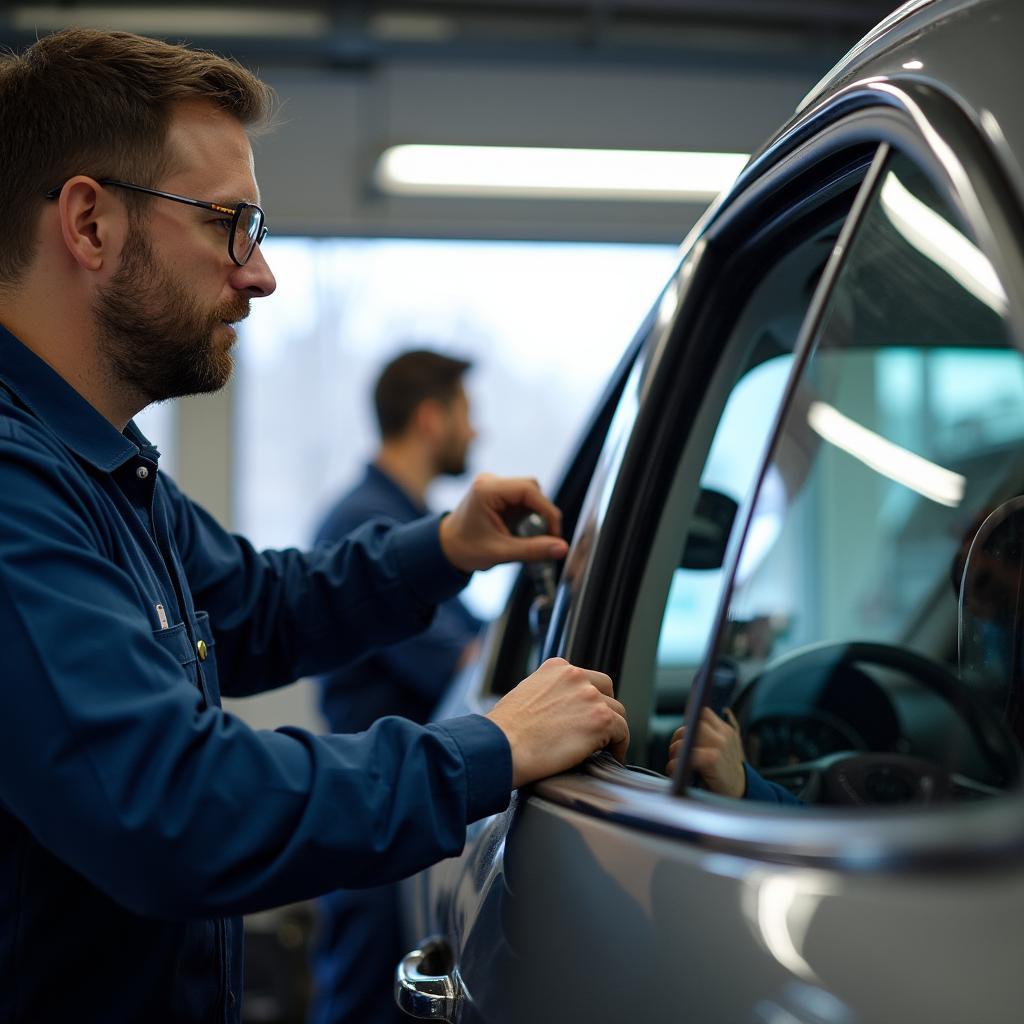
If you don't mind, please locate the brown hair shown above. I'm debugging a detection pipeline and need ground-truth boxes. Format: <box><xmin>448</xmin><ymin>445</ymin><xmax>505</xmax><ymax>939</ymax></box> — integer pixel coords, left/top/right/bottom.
<box><xmin>0</xmin><ymin>28</ymin><xmax>276</xmax><ymax>288</ymax></box>
<box><xmin>375</xmin><ymin>349</ymin><xmax>472</xmax><ymax>439</ymax></box>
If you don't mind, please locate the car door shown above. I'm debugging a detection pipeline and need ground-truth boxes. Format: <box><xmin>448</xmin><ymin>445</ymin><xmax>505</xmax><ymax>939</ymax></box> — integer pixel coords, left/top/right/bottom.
<box><xmin>399</xmin><ymin>80</ymin><xmax>1024</xmax><ymax>1024</ymax></box>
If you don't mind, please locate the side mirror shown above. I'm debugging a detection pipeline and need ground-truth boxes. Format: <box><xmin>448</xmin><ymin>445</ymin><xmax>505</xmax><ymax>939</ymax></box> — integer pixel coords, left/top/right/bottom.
<box><xmin>680</xmin><ymin>488</ymin><xmax>738</xmax><ymax>570</ymax></box>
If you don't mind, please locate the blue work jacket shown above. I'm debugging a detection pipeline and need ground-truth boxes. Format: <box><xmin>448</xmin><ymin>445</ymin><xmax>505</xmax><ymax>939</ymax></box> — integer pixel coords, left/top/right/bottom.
<box><xmin>0</xmin><ymin>326</ymin><xmax>512</xmax><ymax>1023</ymax></box>
<box><xmin>743</xmin><ymin>764</ymin><xmax>804</xmax><ymax>804</ymax></box>
<box><xmin>314</xmin><ymin>463</ymin><xmax>485</xmax><ymax>733</ymax></box>
<box><xmin>309</xmin><ymin>465</ymin><xmax>486</xmax><ymax>1024</ymax></box>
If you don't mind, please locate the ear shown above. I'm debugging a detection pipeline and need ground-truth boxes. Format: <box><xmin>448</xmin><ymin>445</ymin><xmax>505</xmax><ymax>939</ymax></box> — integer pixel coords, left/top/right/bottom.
<box><xmin>56</xmin><ymin>176</ymin><xmax>127</xmax><ymax>273</ymax></box>
<box><xmin>414</xmin><ymin>398</ymin><xmax>446</xmax><ymax>440</ymax></box>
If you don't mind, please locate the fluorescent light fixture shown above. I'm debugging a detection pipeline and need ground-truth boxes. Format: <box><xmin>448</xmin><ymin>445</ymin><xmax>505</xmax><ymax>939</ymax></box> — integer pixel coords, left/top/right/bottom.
<box><xmin>14</xmin><ymin>5</ymin><xmax>327</xmax><ymax>37</ymax></box>
<box><xmin>807</xmin><ymin>400</ymin><xmax>965</xmax><ymax>507</ymax></box>
<box><xmin>374</xmin><ymin>145</ymin><xmax>748</xmax><ymax>201</ymax></box>
<box><xmin>371</xmin><ymin>13</ymin><xmax>455</xmax><ymax>41</ymax></box>
<box><xmin>879</xmin><ymin>172</ymin><xmax>1007</xmax><ymax>315</ymax></box>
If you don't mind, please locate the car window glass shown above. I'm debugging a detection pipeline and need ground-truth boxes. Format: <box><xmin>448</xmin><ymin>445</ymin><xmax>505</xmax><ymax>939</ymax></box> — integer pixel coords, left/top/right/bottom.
<box><xmin>656</xmin><ymin>356</ymin><xmax>792</xmax><ymax>667</ymax></box>
<box><xmin>642</xmin><ymin>193</ymin><xmax>861</xmax><ymax>770</ymax></box>
<box><xmin>699</xmin><ymin>152</ymin><xmax>1024</xmax><ymax>807</ymax></box>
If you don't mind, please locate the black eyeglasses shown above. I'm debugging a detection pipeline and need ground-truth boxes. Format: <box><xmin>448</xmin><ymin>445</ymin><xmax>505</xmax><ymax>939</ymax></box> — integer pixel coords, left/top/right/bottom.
<box><xmin>44</xmin><ymin>178</ymin><xmax>268</xmax><ymax>267</ymax></box>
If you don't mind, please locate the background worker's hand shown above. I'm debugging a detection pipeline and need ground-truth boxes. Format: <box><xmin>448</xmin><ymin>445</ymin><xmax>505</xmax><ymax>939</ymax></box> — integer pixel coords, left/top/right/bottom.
<box><xmin>439</xmin><ymin>473</ymin><xmax>567</xmax><ymax>573</ymax></box>
<box><xmin>485</xmin><ymin>658</ymin><xmax>629</xmax><ymax>788</ymax></box>
<box><xmin>666</xmin><ymin>707</ymin><xmax>746</xmax><ymax>798</ymax></box>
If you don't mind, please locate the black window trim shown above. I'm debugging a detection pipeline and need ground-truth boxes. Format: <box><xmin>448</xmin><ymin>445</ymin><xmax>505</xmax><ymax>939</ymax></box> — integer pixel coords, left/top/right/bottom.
<box><xmin>671</xmin><ymin>142</ymin><xmax>894</xmax><ymax>794</ymax></box>
<box><xmin>552</xmin><ymin>130</ymin><xmax>884</xmax><ymax>686</ymax></box>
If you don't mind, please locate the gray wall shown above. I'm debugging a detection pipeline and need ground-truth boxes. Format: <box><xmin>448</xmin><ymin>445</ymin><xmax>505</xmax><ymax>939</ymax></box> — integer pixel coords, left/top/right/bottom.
<box><xmin>254</xmin><ymin>59</ymin><xmax>818</xmax><ymax>243</ymax></box>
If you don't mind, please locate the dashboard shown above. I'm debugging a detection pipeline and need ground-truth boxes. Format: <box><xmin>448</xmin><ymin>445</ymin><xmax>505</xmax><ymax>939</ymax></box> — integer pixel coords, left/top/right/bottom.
<box><xmin>733</xmin><ymin>644</ymin><xmax>1013</xmax><ymax>800</ymax></box>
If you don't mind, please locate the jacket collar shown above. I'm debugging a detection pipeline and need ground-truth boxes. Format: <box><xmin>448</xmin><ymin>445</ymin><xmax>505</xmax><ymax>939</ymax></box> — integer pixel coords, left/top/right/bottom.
<box><xmin>0</xmin><ymin>324</ymin><xmax>158</xmax><ymax>472</ymax></box>
<box><xmin>365</xmin><ymin>461</ymin><xmax>427</xmax><ymax>517</ymax></box>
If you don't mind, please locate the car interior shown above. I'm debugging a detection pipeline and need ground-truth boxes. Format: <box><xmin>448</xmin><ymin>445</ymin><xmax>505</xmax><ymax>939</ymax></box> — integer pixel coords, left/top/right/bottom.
<box><xmin>647</xmin><ymin>153</ymin><xmax>1024</xmax><ymax>806</ymax></box>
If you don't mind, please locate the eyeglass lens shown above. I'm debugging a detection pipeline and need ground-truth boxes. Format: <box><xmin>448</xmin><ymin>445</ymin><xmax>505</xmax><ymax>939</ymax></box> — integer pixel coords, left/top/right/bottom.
<box><xmin>233</xmin><ymin>205</ymin><xmax>264</xmax><ymax>264</ymax></box>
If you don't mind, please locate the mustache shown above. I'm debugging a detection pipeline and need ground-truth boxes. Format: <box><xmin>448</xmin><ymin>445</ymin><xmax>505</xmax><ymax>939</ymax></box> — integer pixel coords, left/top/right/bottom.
<box><xmin>216</xmin><ymin>298</ymin><xmax>252</xmax><ymax>326</ymax></box>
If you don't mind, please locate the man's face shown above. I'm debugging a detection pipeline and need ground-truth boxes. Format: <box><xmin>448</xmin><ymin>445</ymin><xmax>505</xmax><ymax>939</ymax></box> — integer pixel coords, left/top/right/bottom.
<box><xmin>93</xmin><ymin>100</ymin><xmax>275</xmax><ymax>405</ymax></box>
<box><xmin>94</xmin><ymin>225</ymin><xmax>250</xmax><ymax>403</ymax></box>
<box><xmin>435</xmin><ymin>385</ymin><xmax>476</xmax><ymax>477</ymax></box>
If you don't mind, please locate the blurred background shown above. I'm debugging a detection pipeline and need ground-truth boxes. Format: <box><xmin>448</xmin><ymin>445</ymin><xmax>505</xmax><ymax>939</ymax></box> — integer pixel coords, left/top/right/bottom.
<box><xmin>0</xmin><ymin>0</ymin><xmax>898</xmax><ymax>726</ymax></box>
<box><xmin>0</xmin><ymin>1</ymin><xmax>901</xmax><ymax>1018</ymax></box>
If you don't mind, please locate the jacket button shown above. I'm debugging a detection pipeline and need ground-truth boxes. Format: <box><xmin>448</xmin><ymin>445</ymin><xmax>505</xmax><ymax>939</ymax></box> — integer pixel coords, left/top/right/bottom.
<box><xmin>196</xmin><ymin>639</ymin><xmax>208</xmax><ymax>662</ymax></box>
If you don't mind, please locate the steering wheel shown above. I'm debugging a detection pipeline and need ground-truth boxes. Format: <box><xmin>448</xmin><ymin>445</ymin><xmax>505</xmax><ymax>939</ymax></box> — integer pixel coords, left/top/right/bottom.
<box><xmin>731</xmin><ymin>641</ymin><xmax>1019</xmax><ymax>805</ymax></box>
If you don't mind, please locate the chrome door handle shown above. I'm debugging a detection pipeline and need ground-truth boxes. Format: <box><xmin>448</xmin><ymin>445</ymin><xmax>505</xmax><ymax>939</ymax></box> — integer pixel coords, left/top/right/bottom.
<box><xmin>395</xmin><ymin>938</ymin><xmax>463</xmax><ymax>1021</ymax></box>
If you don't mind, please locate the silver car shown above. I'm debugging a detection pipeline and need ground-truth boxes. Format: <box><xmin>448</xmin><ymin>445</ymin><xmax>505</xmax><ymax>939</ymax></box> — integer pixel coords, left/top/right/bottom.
<box><xmin>397</xmin><ymin>1</ymin><xmax>1024</xmax><ymax>1020</ymax></box>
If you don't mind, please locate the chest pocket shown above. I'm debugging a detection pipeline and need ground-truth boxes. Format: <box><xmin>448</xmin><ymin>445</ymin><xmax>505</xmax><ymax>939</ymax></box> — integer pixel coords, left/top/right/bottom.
<box><xmin>150</xmin><ymin>614</ymin><xmax>220</xmax><ymax>708</ymax></box>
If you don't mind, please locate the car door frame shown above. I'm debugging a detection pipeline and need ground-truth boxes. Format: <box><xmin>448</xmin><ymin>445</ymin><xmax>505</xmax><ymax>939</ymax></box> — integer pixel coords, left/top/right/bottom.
<box><xmin>403</xmin><ymin>76</ymin><xmax>1024</xmax><ymax>1024</ymax></box>
<box><xmin>542</xmin><ymin>79</ymin><xmax>1024</xmax><ymax>860</ymax></box>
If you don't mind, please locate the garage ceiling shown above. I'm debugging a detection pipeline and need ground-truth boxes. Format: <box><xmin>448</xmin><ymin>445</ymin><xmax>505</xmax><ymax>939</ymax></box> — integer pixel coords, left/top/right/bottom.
<box><xmin>2</xmin><ymin>1</ymin><xmax>904</xmax><ymax>72</ymax></box>
<box><xmin>1</xmin><ymin>1</ymin><xmax>908</xmax><ymax>241</ymax></box>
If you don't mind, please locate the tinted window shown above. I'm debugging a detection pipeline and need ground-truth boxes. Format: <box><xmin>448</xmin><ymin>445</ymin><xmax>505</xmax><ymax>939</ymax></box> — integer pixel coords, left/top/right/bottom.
<box><xmin>635</xmin><ymin>180</ymin><xmax>865</xmax><ymax>770</ymax></box>
<box><xmin>704</xmin><ymin>153</ymin><xmax>1024</xmax><ymax>805</ymax></box>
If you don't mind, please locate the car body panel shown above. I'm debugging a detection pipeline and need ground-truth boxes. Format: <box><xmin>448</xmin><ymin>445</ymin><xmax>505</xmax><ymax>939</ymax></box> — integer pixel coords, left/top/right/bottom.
<box><xmin>798</xmin><ymin>0</ymin><xmax>1024</xmax><ymax>202</ymax></box>
<box><xmin>453</xmin><ymin>792</ymin><xmax>1024</xmax><ymax>1023</ymax></box>
<box><xmin>407</xmin><ymin>745</ymin><xmax>1024</xmax><ymax>1022</ymax></box>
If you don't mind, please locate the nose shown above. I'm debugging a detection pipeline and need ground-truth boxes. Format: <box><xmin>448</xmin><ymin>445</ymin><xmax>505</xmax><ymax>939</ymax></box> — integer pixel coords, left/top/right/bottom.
<box><xmin>230</xmin><ymin>242</ymin><xmax>276</xmax><ymax>297</ymax></box>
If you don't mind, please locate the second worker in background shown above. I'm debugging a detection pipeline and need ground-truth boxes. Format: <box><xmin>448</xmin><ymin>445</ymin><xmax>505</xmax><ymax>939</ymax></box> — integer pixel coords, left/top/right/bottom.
<box><xmin>309</xmin><ymin>349</ymin><xmax>483</xmax><ymax>1024</ymax></box>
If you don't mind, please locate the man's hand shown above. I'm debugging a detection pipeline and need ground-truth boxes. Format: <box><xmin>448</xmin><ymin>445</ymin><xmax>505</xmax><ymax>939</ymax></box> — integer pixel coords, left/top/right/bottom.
<box><xmin>439</xmin><ymin>474</ymin><xmax>568</xmax><ymax>573</ymax></box>
<box><xmin>485</xmin><ymin>658</ymin><xmax>629</xmax><ymax>788</ymax></box>
<box><xmin>665</xmin><ymin>707</ymin><xmax>746</xmax><ymax>797</ymax></box>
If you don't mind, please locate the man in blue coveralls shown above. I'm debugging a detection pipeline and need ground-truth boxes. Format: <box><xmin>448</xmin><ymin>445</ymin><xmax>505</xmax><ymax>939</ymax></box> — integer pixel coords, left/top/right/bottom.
<box><xmin>309</xmin><ymin>349</ymin><xmax>484</xmax><ymax>1024</ymax></box>
<box><xmin>0</xmin><ymin>29</ymin><xmax>629</xmax><ymax>1023</ymax></box>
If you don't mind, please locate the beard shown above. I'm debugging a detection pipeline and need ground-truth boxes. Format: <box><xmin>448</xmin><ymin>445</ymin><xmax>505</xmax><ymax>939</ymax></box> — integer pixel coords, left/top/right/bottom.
<box><xmin>436</xmin><ymin>438</ymin><xmax>469</xmax><ymax>477</ymax></box>
<box><xmin>94</xmin><ymin>230</ymin><xmax>250</xmax><ymax>406</ymax></box>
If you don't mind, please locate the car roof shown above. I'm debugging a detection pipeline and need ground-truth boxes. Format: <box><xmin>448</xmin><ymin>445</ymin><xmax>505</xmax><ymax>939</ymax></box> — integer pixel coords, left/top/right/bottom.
<box><xmin>760</xmin><ymin>0</ymin><xmax>1024</xmax><ymax>201</ymax></box>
